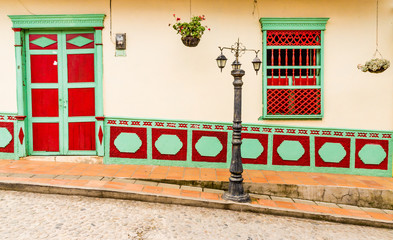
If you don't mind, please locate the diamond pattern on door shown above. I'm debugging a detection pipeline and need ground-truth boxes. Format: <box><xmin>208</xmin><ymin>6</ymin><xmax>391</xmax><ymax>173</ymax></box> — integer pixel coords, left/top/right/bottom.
<box><xmin>29</xmin><ymin>34</ymin><xmax>58</xmax><ymax>50</ymax></box>
<box><xmin>66</xmin><ymin>33</ymin><xmax>94</xmax><ymax>49</ymax></box>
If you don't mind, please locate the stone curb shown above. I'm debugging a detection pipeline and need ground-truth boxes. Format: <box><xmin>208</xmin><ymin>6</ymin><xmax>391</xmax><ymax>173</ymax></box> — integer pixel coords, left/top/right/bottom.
<box><xmin>0</xmin><ymin>180</ymin><xmax>391</xmax><ymax>229</ymax></box>
<box><xmin>148</xmin><ymin>178</ymin><xmax>393</xmax><ymax>210</ymax></box>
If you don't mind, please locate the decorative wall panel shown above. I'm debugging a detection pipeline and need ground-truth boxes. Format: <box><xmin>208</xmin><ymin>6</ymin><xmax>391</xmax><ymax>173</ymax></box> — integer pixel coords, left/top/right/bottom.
<box><xmin>104</xmin><ymin>117</ymin><xmax>393</xmax><ymax>177</ymax></box>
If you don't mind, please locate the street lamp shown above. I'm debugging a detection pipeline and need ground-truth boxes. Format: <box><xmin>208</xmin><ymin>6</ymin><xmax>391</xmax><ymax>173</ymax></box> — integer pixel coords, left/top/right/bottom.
<box><xmin>216</xmin><ymin>39</ymin><xmax>261</xmax><ymax>203</ymax></box>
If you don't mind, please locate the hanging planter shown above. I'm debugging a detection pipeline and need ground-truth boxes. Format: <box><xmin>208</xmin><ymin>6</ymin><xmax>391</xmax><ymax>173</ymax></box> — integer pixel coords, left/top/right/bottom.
<box><xmin>169</xmin><ymin>14</ymin><xmax>210</xmax><ymax>47</ymax></box>
<box><xmin>358</xmin><ymin>0</ymin><xmax>390</xmax><ymax>74</ymax></box>
<box><xmin>181</xmin><ymin>36</ymin><xmax>200</xmax><ymax>47</ymax></box>
<box><xmin>358</xmin><ymin>55</ymin><xmax>390</xmax><ymax>73</ymax></box>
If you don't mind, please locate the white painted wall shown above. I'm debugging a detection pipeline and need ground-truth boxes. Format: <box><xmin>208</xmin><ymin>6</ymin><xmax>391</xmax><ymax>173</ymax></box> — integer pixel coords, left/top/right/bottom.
<box><xmin>0</xmin><ymin>0</ymin><xmax>392</xmax><ymax>130</ymax></box>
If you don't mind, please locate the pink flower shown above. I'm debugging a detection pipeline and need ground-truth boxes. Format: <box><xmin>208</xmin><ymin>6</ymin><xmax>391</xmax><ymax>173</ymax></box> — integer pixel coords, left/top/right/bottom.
<box><xmin>208</xmin><ymin>28</ymin><xmax>211</xmax><ymax>31</ymax></box>
<box><xmin>176</xmin><ymin>17</ymin><xmax>181</xmax><ymax>21</ymax></box>
<box><xmin>173</xmin><ymin>14</ymin><xmax>175</xmax><ymax>17</ymax></box>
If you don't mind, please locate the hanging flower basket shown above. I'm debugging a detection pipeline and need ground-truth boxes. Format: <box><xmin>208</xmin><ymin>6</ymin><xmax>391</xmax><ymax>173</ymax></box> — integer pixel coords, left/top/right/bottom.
<box><xmin>169</xmin><ymin>14</ymin><xmax>210</xmax><ymax>48</ymax></box>
<box><xmin>181</xmin><ymin>36</ymin><xmax>200</xmax><ymax>47</ymax></box>
<box><xmin>358</xmin><ymin>58</ymin><xmax>390</xmax><ymax>73</ymax></box>
<box><xmin>358</xmin><ymin>49</ymin><xmax>390</xmax><ymax>73</ymax></box>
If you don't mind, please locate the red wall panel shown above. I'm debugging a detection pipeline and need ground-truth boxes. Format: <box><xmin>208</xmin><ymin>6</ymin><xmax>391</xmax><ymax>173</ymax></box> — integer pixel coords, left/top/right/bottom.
<box><xmin>272</xmin><ymin>134</ymin><xmax>310</xmax><ymax>166</ymax></box>
<box><xmin>242</xmin><ymin>133</ymin><xmax>268</xmax><ymax>165</ymax></box>
<box><xmin>0</xmin><ymin>122</ymin><xmax>14</xmax><ymax>153</ymax></box>
<box><xmin>152</xmin><ymin>128</ymin><xmax>187</xmax><ymax>161</ymax></box>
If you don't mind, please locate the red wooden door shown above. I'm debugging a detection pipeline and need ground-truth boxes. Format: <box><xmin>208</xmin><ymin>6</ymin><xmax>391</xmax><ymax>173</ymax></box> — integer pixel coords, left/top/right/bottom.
<box><xmin>27</xmin><ymin>31</ymin><xmax>97</xmax><ymax>155</ymax></box>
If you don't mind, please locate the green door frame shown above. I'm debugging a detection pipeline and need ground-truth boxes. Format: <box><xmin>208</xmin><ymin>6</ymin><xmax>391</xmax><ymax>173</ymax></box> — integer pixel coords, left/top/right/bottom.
<box><xmin>9</xmin><ymin>14</ymin><xmax>106</xmax><ymax>157</ymax></box>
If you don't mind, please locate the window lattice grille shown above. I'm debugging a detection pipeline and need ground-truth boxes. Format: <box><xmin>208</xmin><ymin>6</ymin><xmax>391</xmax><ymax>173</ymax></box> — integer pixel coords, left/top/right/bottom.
<box><xmin>266</xmin><ymin>89</ymin><xmax>321</xmax><ymax>115</ymax></box>
<box><xmin>266</xmin><ymin>30</ymin><xmax>321</xmax><ymax>46</ymax></box>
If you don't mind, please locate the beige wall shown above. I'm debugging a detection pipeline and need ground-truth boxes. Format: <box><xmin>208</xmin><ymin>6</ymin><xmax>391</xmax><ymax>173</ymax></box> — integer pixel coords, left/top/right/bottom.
<box><xmin>0</xmin><ymin>0</ymin><xmax>392</xmax><ymax>130</ymax></box>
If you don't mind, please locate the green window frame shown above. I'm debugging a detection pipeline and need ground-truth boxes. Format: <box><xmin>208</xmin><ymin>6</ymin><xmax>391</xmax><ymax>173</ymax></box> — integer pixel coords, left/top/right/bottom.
<box><xmin>259</xmin><ymin>18</ymin><xmax>329</xmax><ymax>120</ymax></box>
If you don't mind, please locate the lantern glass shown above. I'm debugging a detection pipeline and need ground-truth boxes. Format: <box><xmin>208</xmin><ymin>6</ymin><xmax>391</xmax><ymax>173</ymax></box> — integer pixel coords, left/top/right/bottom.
<box><xmin>252</xmin><ymin>56</ymin><xmax>262</xmax><ymax>74</ymax></box>
<box><xmin>232</xmin><ymin>60</ymin><xmax>241</xmax><ymax>70</ymax></box>
<box><xmin>216</xmin><ymin>54</ymin><xmax>227</xmax><ymax>71</ymax></box>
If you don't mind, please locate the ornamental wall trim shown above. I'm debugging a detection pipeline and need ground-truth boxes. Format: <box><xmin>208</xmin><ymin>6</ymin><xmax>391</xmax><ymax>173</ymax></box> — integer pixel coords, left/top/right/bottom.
<box><xmin>8</xmin><ymin>14</ymin><xmax>106</xmax><ymax>29</ymax></box>
<box><xmin>260</xmin><ymin>18</ymin><xmax>329</xmax><ymax>31</ymax></box>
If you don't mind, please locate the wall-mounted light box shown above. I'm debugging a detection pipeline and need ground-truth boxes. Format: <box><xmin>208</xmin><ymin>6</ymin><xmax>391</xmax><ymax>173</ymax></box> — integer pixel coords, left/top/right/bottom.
<box><xmin>115</xmin><ymin>33</ymin><xmax>126</xmax><ymax>57</ymax></box>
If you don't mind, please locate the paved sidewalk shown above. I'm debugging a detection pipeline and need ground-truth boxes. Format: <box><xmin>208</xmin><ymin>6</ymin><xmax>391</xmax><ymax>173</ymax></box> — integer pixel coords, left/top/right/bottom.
<box><xmin>0</xmin><ymin>159</ymin><xmax>392</xmax><ymax>228</ymax></box>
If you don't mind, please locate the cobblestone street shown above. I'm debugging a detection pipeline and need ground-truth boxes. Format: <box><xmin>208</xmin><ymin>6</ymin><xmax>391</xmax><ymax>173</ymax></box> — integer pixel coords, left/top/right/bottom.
<box><xmin>0</xmin><ymin>190</ymin><xmax>392</xmax><ymax>240</ymax></box>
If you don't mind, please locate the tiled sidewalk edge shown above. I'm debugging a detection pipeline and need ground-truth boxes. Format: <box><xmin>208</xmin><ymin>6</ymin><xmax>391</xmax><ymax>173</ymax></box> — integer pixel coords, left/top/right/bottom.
<box><xmin>0</xmin><ymin>180</ymin><xmax>391</xmax><ymax>229</ymax></box>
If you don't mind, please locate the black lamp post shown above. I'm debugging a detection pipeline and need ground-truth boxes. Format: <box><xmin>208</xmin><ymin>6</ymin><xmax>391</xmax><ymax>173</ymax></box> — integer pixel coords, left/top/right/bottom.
<box><xmin>216</xmin><ymin>39</ymin><xmax>261</xmax><ymax>203</ymax></box>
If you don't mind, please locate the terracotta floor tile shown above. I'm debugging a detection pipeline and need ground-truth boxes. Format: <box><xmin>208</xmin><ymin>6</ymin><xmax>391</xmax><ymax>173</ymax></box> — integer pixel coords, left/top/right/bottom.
<box><xmin>82</xmin><ymin>165</ymin><xmax>107</xmax><ymax>176</ymax></box>
<box><xmin>245</xmin><ymin>170</ymin><xmax>264</xmax><ymax>178</ymax></box>
<box><xmin>293</xmin><ymin>203</ymin><xmax>315</xmax><ymax>212</ymax></box>
<box><xmin>183</xmin><ymin>168</ymin><xmax>200</xmax><ymax>180</ymax></box>
<box><xmin>279</xmin><ymin>176</ymin><xmax>302</xmax><ymax>185</ymax></box>
<box><xmin>249</xmin><ymin>177</ymin><xmax>268</xmax><ymax>183</ymax></box>
<box><xmin>216</xmin><ymin>175</ymin><xmax>229</xmax><ymax>181</ymax></box>
<box><xmin>181</xmin><ymin>189</ymin><xmax>201</xmax><ymax>198</ymax></box>
<box><xmin>29</xmin><ymin>178</ymin><xmax>53</xmax><ymax>184</ymax></box>
<box><xmin>84</xmin><ymin>180</ymin><xmax>108</xmax><ymax>188</ymax></box>
<box><xmin>103</xmin><ymin>181</ymin><xmax>127</xmax><ymax>189</ymax></box>
<box><xmin>331</xmin><ymin>207</ymin><xmax>352</xmax><ymax>216</ymax></box>
<box><xmin>311</xmin><ymin>205</ymin><xmax>334</xmax><ymax>214</ymax></box>
<box><xmin>257</xmin><ymin>199</ymin><xmax>277</xmax><ymax>208</ymax></box>
<box><xmin>345</xmin><ymin>209</ymin><xmax>373</xmax><ymax>219</ymax></box>
<box><xmin>161</xmin><ymin>188</ymin><xmax>182</xmax><ymax>196</ymax></box>
<box><xmin>265</xmin><ymin>175</ymin><xmax>284</xmax><ymax>184</ymax></box>
<box><xmin>131</xmin><ymin>165</ymin><xmax>154</xmax><ymax>178</ymax></box>
<box><xmin>149</xmin><ymin>173</ymin><xmax>167</xmax><ymax>180</ymax></box>
<box><xmin>201</xmin><ymin>192</ymin><xmax>221</xmax><ymax>200</ymax></box>
<box><xmin>274</xmin><ymin>201</ymin><xmax>296</xmax><ymax>210</ymax></box>
<box><xmin>216</xmin><ymin>169</ymin><xmax>230</xmax><ymax>175</ymax></box>
<box><xmin>348</xmin><ymin>181</ymin><xmax>369</xmax><ymax>188</ymax></box>
<box><xmin>66</xmin><ymin>179</ymin><xmax>89</xmax><ymax>187</ymax></box>
<box><xmin>114</xmin><ymin>165</ymin><xmax>140</xmax><ymax>178</ymax></box>
<box><xmin>261</xmin><ymin>170</ymin><xmax>279</xmax><ymax>176</ymax></box>
<box><xmin>297</xmin><ymin>177</ymin><xmax>319</xmax><ymax>186</ymax></box>
<box><xmin>123</xmin><ymin>184</ymin><xmax>144</xmax><ymax>192</ymax></box>
<box><xmin>200</xmin><ymin>168</ymin><xmax>216</xmax><ymax>181</ymax></box>
<box><xmin>365</xmin><ymin>212</ymin><xmax>392</xmax><ymax>221</ymax></box>
<box><xmin>150</xmin><ymin>166</ymin><xmax>169</xmax><ymax>175</ymax></box>
<box><xmin>97</xmin><ymin>166</ymin><xmax>123</xmax><ymax>177</ymax></box>
<box><xmin>143</xmin><ymin>186</ymin><xmax>163</xmax><ymax>194</ymax></box>
<box><xmin>360</xmin><ymin>180</ymin><xmax>383</xmax><ymax>188</ymax></box>
<box><xmin>48</xmin><ymin>179</ymin><xmax>70</xmax><ymax>185</ymax></box>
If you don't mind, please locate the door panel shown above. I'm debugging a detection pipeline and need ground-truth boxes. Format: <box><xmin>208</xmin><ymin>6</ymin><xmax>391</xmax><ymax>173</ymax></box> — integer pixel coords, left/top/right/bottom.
<box><xmin>31</xmin><ymin>89</ymin><xmax>59</xmax><ymax>117</ymax></box>
<box><xmin>30</xmin><ymin>55</ymin><xmax>58</xmax><ymax>83</ymax></box>
<box><xmin>29</xmin><ymin>34</ymin><xmax>58</xmax><ymax>50</ymax></box>
<box><xmin>68</xmin><ymin>122</ymin><xmax>96</xmax><ymax>151</ymax></box>
<box><xmin>32</xmin><ymin>123</ymin><xmax>60</xmax><ymax>152</ymax></box>
<box><xmin>66</xmin><ymin>33</ymin><xmax>94</xmax><ymax>49</ymax></box>
<box><xmin>68</xmin><ymin>88</ymin><xmax>95</xmax><ymax>117</ymax></box>
<box><xmin>67</xmin><ymin>54</ymin><xmax>95</xmax><ymax>83</ymax></box>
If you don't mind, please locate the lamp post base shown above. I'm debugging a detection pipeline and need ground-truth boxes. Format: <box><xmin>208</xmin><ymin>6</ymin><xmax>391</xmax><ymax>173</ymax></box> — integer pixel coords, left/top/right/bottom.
<box><xmin>222</xmin><ymin>192</ymin><xmax>250</xmax><ymax>203</ymax></box>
